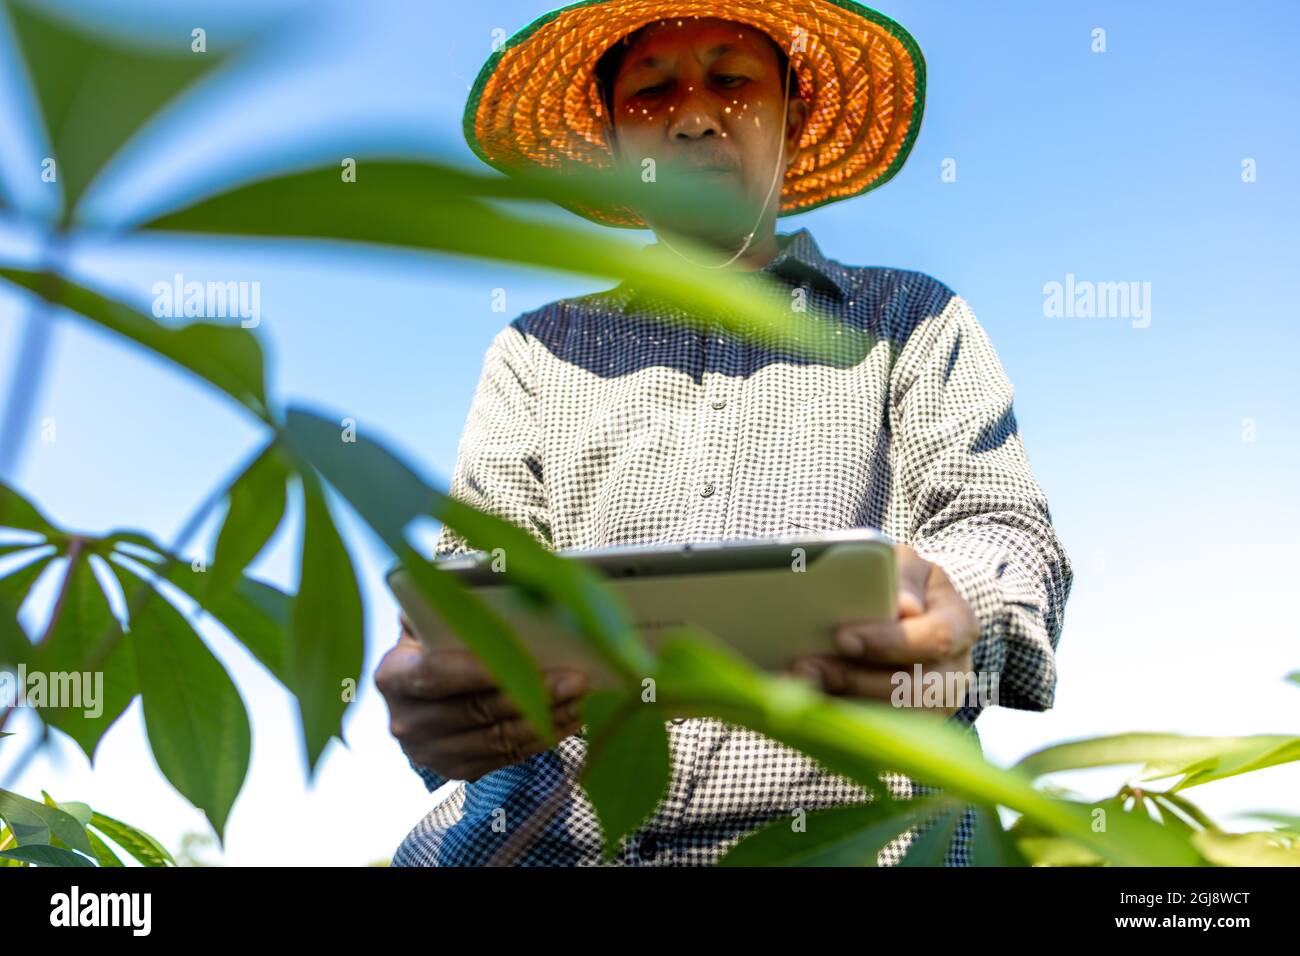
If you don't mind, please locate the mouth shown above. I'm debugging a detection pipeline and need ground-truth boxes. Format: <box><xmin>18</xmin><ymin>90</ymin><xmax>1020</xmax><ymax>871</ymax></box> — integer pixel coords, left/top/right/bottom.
<box><xmin>676</xmin><ymin>163</ymin><xmax>736</xmax><ymax>177</ymax></box>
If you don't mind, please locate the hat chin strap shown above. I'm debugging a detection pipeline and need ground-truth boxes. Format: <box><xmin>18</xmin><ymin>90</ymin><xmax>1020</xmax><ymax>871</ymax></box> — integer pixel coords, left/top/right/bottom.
<box><xmin>654</xmin><ymin>56</ymin><xmax>795</xmax><ymax>272</ymax></box>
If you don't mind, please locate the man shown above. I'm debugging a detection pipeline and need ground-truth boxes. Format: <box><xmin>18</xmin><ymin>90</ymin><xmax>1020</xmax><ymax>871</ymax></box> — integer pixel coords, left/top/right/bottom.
<box><xmin>378</xmin><ymin>4</ymin><xmax>1073</xmax><ymax>866</ymax></box>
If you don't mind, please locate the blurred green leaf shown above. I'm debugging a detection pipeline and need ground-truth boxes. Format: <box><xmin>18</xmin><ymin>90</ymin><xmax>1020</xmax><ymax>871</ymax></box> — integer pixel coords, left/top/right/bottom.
<box><xmin>31</xmin><ymin>550</ymin><xmax>137</xmax><ymax>760</ymax></box>
<box><xmin>1191</xmin><ymin>829</ymin><xmax>1300</xmax><ymax>866</ymax></box>
<box><xmin>1287</xmin><ymin>671</ymin><xmax>1299</xmax><ymax>688</ymax></box>
<box><xmin>969</xmin><ymin>805</ymin><xmax>1029</xmax><ymax>867</ymax></box>
<box><xmin>116</xmin><ymin>565</ymin><xmax>249</xmax><ymax>841</ymax></box>
<box><xmin>0</xmin><ymin>269</ymin><xmax>270</xmax><ymax>420</ymax></box>
<box><xmin>284</xmin><ymin>405</ymin><xmax>649</xmax><ymax>681</ymax></box>
<box><xmin>1149</xmin><ymin>791</ymin><xmax>1213</xmax><ymax>832</ymax></box>
<box><xmin>289</xmin><ymin>473</ymin><xmax>364</xmax><ymax>772</ymax></box>
<box><xmin>0</xmin><ymin>481</ymin><xmax>56</xmax><ymax>537</ymax></box>
<box><xmin>399</xmin><ymin>554</ymin><xmax>555</xmax><ymax>744</ymax></box>
<box><xmin>0</xmin><ymin>787</ymin><xmax>92</xmax><ymax>852</ymax></box>
<box><xmin>721</xmin><ymin>797</ymin><xmax>941</xmax><ymax>867</ymax></box>
<box><xmin>656</xmin><ymin>633</ymin><xmax>1201</xmax><ymax>866</ymax></box>
<box><xmin>0</xmin><ymin>844</ymin><xmax>95</xmax><ymax>866</ymax></box>
<box><xmin>140</xmin><ymin>161</ymin><xmax>871</xmax><ymax>363</ymax></box>
<box><xmin>89</xmin><ymin>810</ymin><xmax>174</xmax><ymax>867</ymax></box>
<box><xmin>1014</xmin><ymin>836</ymin><xmax>1104</xmax><ymax>867</ymax></box>
<box><xmin>579</xmin><ymin>690</ymin><xmax>670</xmax><ymax>857</ymax></box>
<box><xmin>6</xmin><ymin>0</ymin><xmax>228</xmax><ymax>221</ymax></box>
<box><xmin>206</xmin><ymin>441</ymin><xmax>289</xmax><ymax>599</ymax></box>
<box><xmin>899</xmin><ymin>802</ymin><xmax>963</xmax><ymax>866</ymax></box>
<box><xmin>1015</xmin><ymin>733</ymin><xmax>1300</xmax><ymax>791</ymax></box>
<box><xmin>1238</xmin><ymin>811</ymin><xmax>1300</xmax><ymax>835</ymax></box>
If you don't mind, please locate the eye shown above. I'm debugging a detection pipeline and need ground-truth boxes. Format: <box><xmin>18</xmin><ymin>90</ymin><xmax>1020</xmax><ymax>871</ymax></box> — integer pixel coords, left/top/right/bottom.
<box><xmin>713</xmin><ymin>74</ymin><xmax>749</xmax><ymax>87</ymax></box>
<box><xmin>635</xmin><ymin>80</ymin><xmax>672</xmax><ymax>97</ymax></box>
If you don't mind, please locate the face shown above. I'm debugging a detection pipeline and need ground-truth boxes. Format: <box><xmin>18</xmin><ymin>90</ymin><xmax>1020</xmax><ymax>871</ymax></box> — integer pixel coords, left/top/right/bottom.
<box><xmin>602</xmin><ymin>17</ymin><xmax>809</xmax><ymax>243</ymax></box>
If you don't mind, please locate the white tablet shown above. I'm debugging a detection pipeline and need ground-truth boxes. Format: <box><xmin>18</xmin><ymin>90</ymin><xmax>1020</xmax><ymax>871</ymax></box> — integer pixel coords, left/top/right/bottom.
<box><xmin>387</xmin><ymin>529</ymin><xmax>897</xmax><ymax>688</ymax></box>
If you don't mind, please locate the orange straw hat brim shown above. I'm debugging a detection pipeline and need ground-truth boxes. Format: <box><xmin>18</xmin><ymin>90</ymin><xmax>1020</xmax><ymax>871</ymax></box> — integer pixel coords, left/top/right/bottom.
<box><xmin>463</xmin><ymin>0</ymin><xmax>926</xmax><ymax>228</ymax></box>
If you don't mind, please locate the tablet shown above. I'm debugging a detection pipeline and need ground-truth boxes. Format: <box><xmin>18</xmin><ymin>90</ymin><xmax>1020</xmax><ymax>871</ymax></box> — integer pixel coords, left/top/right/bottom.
<box><xmin>386</xmin><ymin>528</ymin><xmax>897</xmax><ymax>688</ymax></box>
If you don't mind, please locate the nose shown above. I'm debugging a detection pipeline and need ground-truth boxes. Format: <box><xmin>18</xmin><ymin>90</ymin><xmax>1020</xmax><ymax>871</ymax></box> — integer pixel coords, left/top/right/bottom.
<box><xmin>666</xmin><ymin>84</ymin><xmax>722</xmax><ymax>140</ymax></box>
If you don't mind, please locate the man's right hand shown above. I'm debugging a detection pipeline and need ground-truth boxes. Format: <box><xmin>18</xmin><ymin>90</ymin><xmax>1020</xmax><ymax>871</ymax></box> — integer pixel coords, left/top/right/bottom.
<box><xmin>375</xmin><ymin>618</ymin><xmax>590</xmax><ymax>782</ymax></box>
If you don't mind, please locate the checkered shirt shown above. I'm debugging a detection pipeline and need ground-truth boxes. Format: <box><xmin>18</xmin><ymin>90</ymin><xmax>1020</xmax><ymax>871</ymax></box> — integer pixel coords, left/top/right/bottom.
<box><xmin>392</xmin><ymin>228</ymin><xmax>1073</xmax><ymax>867</ymax></box>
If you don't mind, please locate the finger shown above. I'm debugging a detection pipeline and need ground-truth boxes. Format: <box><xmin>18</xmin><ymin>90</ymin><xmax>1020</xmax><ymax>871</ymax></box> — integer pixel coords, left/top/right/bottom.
<box><xmin>789</xmin><ymin>655</ymin><xmax>900</xmax><ymax>700</ymax></box>
<box><xmin>421</xmin><ymin>697</ymin><xmax>586</xmax><ymax>776</ymax></box>
<box><xmin>897</xmin><ymin>588</ymin><xmax>925</xmax><ymax>617</ymax></box>
<box><xmin>393</xmin><ymin>670</ymin><xmax>589</xmax><ymax>737</ymax></box>
<box><xmin>379</xmin><ymin>640</ymin><xmax>586</xmax><ymax>702</ymax></box>
<box><xmin>833</xmin><ymin>603</ymin><xmax>974</xmax><ymax>665</ymax></box>
<box><xmin>894</xmin><ymin>544</ymin><xmax>930</xmax><ymax>610</ymax></box>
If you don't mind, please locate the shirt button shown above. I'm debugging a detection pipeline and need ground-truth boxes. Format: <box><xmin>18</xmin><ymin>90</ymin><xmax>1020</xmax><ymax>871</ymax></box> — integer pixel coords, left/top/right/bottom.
<box><xmin>638</xmin><ymin>835</ymin><xmax>660</xmax><ymax>861</ymax></box>
<box><xmin>711</xmin><ymin>399</ymin><xmax>727</xmax><ymax>410</ymax></box>
<box><xmin>701</xmin><ymin>481</ymin><xmax>715</xmax><ymax>498</ymax></box>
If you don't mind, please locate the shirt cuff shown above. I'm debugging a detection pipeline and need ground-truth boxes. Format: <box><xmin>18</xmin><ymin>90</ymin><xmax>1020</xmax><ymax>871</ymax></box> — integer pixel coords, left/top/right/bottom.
<box><xmin>908</xmin><ymin>546</ymin><xmax>1007</xmax><ymax>717</ymax></box>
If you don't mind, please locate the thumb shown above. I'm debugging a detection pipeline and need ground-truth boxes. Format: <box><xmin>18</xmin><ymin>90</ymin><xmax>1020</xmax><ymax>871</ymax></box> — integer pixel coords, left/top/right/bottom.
<box><xmin>898</xmin><ymin>587</ymin><xmax>924</xmax><ymax>617</ymax></box>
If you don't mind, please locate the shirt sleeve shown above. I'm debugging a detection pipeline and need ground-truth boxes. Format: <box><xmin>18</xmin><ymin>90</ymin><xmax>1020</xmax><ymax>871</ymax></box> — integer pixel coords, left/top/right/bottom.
<box><xmin>431</xmin><ymin>317</ymin><xmax>552</xmax><ymax>560</ymax></box>
<box><xmin>405</xmin><ymin>317</ymin><xmax>552</xmax><ymax>792</ymax></box>
<box><xmin>888</xmin><ymin>285</ymin><xmax>1074</xmax><ymax>717</ymax></box>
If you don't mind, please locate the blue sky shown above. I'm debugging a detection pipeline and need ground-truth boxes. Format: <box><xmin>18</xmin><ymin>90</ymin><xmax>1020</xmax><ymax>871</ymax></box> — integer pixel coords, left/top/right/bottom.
<box><xmin>1</xmin><ymin>0</ymin><xmax>1297</xmax><ymax>865</ymax></box>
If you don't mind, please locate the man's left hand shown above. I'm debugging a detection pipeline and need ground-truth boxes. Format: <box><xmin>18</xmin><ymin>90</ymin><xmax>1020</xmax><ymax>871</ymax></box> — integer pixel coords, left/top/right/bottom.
<box><xmin>788</xmin><ymin>543</ymin><xmax>979</xmax><ymax>718</ymax></box>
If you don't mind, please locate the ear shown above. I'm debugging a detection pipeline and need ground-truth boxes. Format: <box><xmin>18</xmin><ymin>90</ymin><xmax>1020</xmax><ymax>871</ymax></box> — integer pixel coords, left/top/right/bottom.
<box><xmin>602</xmin><ymin>112</ymin><xmax>620</xmax><ymax>160</ymax></box>
<box><xmin>783</xmin><ymin>96</ymin><xmax>810</xmax><ymax>167</ymax></box>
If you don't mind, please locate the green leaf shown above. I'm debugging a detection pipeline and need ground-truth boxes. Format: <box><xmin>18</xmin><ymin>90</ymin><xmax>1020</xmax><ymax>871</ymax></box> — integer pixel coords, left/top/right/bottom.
<box><xmin>116</xmin><ymin>565</ymin><xmax>250</xmax><ymax>840</ymax></box>
<box><xmin>1015</xmin><ymin>733</ymin><xmax>1300</xmax><ymax>791</ymax></box>
<box><xmin>0</xmin><ymin>549</ymin><xmax>55</xmax><ymax>667</ymax></box>
<box><xmin>969</xmin><ymin>805</ymin><xmax>1030</xmax><ymax>867</ymax></box>
<box><xmin>31</xmin><ymin>551</ymin><xmax>137</xmax><ymax>760</ymax></box>
<box><xmin>206</xmin><ymin>442</ymin><xmax>289</xmax><ymax>599</ymax></box>
<box><xmin>1013</xmin><ymin>836</ymin><xmax>1104</xmax><ymax>867</ymax></box>
<box><xmin>6</xmin><ymin>0</ymin><xmax>228</xmax><ymax>221</ymax></box>
<box><xmin>203</xmin><ymin>576</ymin><xmax>289</xmax><ymax>683</ymax></box>
<box><xmin>0</xmin><ymin>481</ymin><xmax>56</xmax><ymax>537</ymax></box>
<box><xmin>655</xmin><ymin>633</ymin><xmax>1202</xmax><ymax>866</ymax></box>
<box><xmin>720</xmin><ymin>797</ymin><xmax>943</xmax><ymax>867</ymax></box>
<box><xmin>1191</xmin><ymin>829</ymin><xmax>1300</xmax><ymax>867</ymax></box>
<box><xmin>282</xmin><ymin>406</ymin><xmax>650</xmax><ymax>680</ymax></box>
<box><xmin>1237</xmin><ymin>811</ymin><xmax>1300</xmax><ymax>835</ymax></box>
<box><xmin>1287</xmin><ymin>671</ymin><xmax>1299</xmax><ymax>688</ymax></box>
<box><xmin>1149</xmin><ymin>791</ymin><xmax>1212</xmax><ymax>833</ymax></box>
<box><xmin>140</xmin><ymin>161</ymin><xmax>871</xmax><ymax>363</ymax></box>
<box><xmin>85</xmin><ymin>829</ymin><xmax>124</xmax><ymax>867</ymax></box>
<box><xmin>107</xmin><ymin>537</ymin><xmax>290</xmax><ymax>685</ymax></box>
<box><xmin>288</xmin><ymin>474</ymin><xmax>364</xmax><ymax>772</ymax></box>
<box><xmin>41</xmin><ymin>792</ymin><xmax>92</xmax><ymax>827</ymax></box>
<box><xmin>0</xmin><ymin>844</ymin><xmax>95</xmax><ymax>867</ymax></box>
<box><xmin>88</xmin><ymin>810</ymin><xmax>174</xmax><ymax>867</ymax></box>
<box><xmin>579</xmin><ymin>690</ymin><xmax>670</xmax><ymax>857</ymax></box>
<box><xmin>0</xmin><ymin>787</ymin><xmax>92</xmax><ymax>852</ymax></box>
<box><xmin>899</xmin><ymin>802</ymin><xmax>964</xmax><ymax>867</ymax></box>
<box><xmin>399</xmin><ymin>551</ymin><xmax>555</xmax><ymax>744</ymax></box>
<box><xmin>0</xmin><ymin>269</ymin><xmax>269</xmax><ymax>420</ymax></box>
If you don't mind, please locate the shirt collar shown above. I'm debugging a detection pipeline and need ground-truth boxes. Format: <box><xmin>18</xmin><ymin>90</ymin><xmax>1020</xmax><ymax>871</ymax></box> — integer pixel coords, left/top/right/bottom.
<box><xmin>611</xmin><ymin>227</ymin><xmax>852</xmax><ymax>310</ymax></box>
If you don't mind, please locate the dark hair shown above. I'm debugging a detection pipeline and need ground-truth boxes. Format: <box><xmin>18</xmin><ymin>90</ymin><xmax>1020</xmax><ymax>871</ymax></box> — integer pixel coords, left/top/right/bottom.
<box><xmin>594</xmin><ymin>24</ymin><xmax>792</xmax><ymax>122</ymax></box>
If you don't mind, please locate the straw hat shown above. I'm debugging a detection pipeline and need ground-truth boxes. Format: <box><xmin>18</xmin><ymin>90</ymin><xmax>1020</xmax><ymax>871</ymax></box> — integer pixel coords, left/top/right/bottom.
<box><xmin>463</xmin><ymin>1</ymin><xmax>926</xmax><ymax>229</ymax></box>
